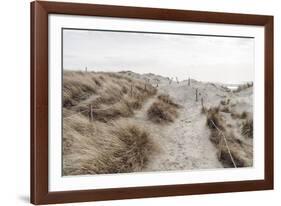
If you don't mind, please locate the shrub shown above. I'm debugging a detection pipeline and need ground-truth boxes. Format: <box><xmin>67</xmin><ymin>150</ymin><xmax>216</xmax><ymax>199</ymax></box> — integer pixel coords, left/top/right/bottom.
<box><xmin>147</xmin><ymin>101</ymin><xmax>178</xmax><ymax>123</ymax></box>
<box><xmin>147</xmin><ymin>94</ymin><xmax>180</xmax><ymax>124</ymax></box>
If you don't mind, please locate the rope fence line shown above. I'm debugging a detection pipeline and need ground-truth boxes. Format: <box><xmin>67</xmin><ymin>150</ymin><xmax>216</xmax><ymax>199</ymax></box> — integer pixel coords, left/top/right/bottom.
<box><xmin>63</xmin><ymin>108</ymin><xmax>89</xmax><ymax>119</ymax></box>
<box><xmin>64</xmin><ymin>88</ymin><xmax>135</xmax><ymax>120</ymax></box>
<box><xmin>64</xmin><ymin>104</ymin><xmax>116</xmax><ymax>120</ymax></box>
<box><xmin>209</xmin><ymin>119</ymin><xmax>237</xmax><ymax>168</ymax></box>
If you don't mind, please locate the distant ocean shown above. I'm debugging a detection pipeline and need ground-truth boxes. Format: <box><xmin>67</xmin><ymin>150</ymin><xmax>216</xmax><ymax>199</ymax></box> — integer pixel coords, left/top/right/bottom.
<box><xmin>224</xmin><ymin>84</ymin><xmax>240</xmax><ymax>90</ymax></box>
<box><xmin>227</xmin><ymin>85</ymin><xmax>239</xmax><ymax>90</ymax></box>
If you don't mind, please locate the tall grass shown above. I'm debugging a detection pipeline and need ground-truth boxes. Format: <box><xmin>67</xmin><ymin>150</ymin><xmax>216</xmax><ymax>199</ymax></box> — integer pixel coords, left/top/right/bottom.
<box><xmin>63</xmin><ymin>113</ymin><xmax>156</xmax><ymax>175</ymax></box>
<box><xmin>205</xmin><ymin>107</ymin><xmax>253</xmax><ymax>168</ymax></box>
<box><xmin>62</xmin><ymin>71</ymin><xmax>159</xmax><ymax>175</ymax></box>
<box><xmin>241</xmin><ymin>118</ymin><xmax>253</xmax><ymax>138</ymax></box>
<box><xmin>63</xmin><ymin>71</ymin><xmax>157</xmax><ymax>122</ymax></box>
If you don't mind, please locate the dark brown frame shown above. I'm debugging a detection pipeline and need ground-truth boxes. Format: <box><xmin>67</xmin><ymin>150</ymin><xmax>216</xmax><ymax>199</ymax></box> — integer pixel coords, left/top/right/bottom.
<box><xmin>31</xmin><ymin>1</ymin><xmax>274</xmax><ymax>205</ymax></box>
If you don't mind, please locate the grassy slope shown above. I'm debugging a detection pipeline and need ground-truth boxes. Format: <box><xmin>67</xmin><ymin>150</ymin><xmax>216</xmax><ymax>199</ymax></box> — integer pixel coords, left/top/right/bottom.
<box><xmin>205</xmin><ymin>86</ymin><xmax>253</xmax><ymax>168</ymax></box>
<box><xmin>63</xmin><ymin>71</ymin><xmax>158</xmax><ymax>175</ymax></box>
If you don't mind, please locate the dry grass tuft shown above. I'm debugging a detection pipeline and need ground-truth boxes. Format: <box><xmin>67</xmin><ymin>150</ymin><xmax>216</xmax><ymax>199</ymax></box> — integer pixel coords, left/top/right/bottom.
<box><xmin>221</xmin><ymin>106</ymin><xmax>230</xmax><ymax>113</ymax></box>
<box><xmin>91</xmin><ymin>100</ymin><xmax>134</xmax><ymax>122</ymax></box>
<box><xmin>206</xmin><ymin>107</ymin><xmax>224</xmax><ymax>131</ymax></box>
<box><xmin>157</xmin><ymin>94</ymin><xmax>180</xmax><ymax>108</ymax></box>
<box><xmin>147</xmin><ymin>101</ymin><xmax>177</xmax><ymax>123</ymax></box>
<box><xmin>63</xmin><ymin>114</ymin><xmax>156</xmax><ymax>175</ymax></box>
<box><xmin>220</xmin><ymin>99</ymin><xmax>230</xmax><ymax>106</ymax></box>
<box><xmin>241</xmin><ymin>118</ymin><xmax>253</xmax><ymax>138</ymax></box>
<box><xmin>240</xmin><ymin>111</ymin><xmax>248</xmax><ymax>119</ymax></box>
<box><xmin>231</xmin><ymin>111</ymin><xmax>248</xmax><ymax>119</ymax></box>
<box><xmin>147</xmin><ymin>95</ymin><xmax>179</xmax><ymax>123</ymax></box>
<box><xmin>63</xmin><ymin>73</ymin><xmax>97</xmax><ymax>107</ymax></box>
<box><xmin>217</xmin><ymin>131</ymin><xmax>253</xmax><ymax>168</ymax></box>
<box><xmin>206</xmin><ymin>108</ymin><xmax>253</xmax><ymax>168</ymax></box>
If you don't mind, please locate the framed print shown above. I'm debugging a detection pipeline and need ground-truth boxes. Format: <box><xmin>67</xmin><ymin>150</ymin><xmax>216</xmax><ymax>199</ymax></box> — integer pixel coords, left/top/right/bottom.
<box><xmin>30</xmin><ymin>1</ymin><xmax>274</xmax><ymax>204</ymax></box>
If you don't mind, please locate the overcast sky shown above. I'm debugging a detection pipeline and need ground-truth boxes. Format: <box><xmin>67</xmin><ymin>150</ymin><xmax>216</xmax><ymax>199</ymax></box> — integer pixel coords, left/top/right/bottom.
<box><xmin>63</xmin><ymin>29</ymin><xmax>254</xmax><ymax>84</ymax></box>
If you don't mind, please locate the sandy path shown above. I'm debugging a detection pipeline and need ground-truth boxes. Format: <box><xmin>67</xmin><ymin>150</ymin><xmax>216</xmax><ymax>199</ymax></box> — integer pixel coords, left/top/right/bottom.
<box><xmin>144</xmin><ymin>102</ymin><xmax>223</xmax><ymax>171</ymax></box>
<box><xmin>137</xmin><ymin>84</ymin><xmax>223</xmax><ymax>171</ymax></box>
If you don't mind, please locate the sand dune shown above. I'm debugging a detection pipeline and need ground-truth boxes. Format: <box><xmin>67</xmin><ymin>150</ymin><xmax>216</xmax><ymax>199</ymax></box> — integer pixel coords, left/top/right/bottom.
<box><xmin>63</xmin><ymin>70</ymin><xmax>253</xmax><ymax>175</ymax></box>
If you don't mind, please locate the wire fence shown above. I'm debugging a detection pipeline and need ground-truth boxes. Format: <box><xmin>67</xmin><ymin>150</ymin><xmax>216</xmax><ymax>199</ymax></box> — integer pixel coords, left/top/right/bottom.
<box><xmin>64</xmin><ymin>104</ymin><xmax>116</xmax><ymax>120</ymax></box>
<box><xmin>209</xmin><ymin>119</ymin><xmax>237</xmax><ymax>168</ymax></box>
<box><xmin>63</xmin><ymin>109</ymin><xmax>89</xmax><ymax>120</ymax></box>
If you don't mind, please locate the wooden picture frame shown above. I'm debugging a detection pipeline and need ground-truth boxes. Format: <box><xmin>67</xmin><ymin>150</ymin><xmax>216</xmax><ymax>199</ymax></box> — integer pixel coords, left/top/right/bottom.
<box><xmin>31</xmin><ymin>1</ymin><xmax>274</xmax><ymax>204</ymax></box>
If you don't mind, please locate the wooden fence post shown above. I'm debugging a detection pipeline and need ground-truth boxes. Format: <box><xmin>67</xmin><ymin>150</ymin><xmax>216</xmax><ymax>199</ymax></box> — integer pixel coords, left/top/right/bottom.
<box><xmin>196</xmin><ymin>88</ymin><xmax>198</xmax><ymax>102</ymax></box>
<box><xmin>89</xmin><ymin>104</ymin><xmax>93</xmax><ymax>122</ymax></box>
<box><xmin>85</xmin><ymin>67</ymin><xmax>87</xmax><ymax>72</ymax></box>
<box><xmin>201</xmin><ymin>97</ymin><xmax>204</xmax><ymax>108</ymax></box>
<box><xmin>188</xmin><ymin>77</ymin><xmax>191</xmax><ymax>86</ymax></box>
<box><xmin>130</xmin><ymin>84</ymin><xmax>133</xmax><ymax>97</ymax></box>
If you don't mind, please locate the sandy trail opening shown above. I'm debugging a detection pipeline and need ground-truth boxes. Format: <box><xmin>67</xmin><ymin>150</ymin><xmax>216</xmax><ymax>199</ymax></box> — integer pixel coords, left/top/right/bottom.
<box><xmin>133</xmin><ymin>83</ymin><xmax>223</xmax><ymax>171</ymax></box>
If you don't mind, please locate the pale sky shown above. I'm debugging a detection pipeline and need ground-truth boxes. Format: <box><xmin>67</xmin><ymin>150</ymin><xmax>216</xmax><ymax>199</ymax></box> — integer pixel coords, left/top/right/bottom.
<box><xmin>63</xmin><ymin>29</ymin><xmax>254</xmax><ymax>84</ymax></box>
